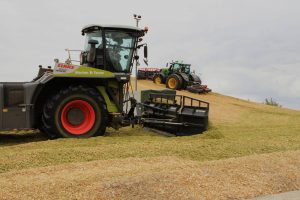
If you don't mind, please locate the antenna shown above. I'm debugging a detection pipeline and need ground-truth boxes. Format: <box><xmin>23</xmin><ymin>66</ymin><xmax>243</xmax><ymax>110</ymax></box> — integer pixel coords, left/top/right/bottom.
<box><xmin>133</xmin><ymin>14</ymin><xmax>142</xmax><ymax>92</ymax></box>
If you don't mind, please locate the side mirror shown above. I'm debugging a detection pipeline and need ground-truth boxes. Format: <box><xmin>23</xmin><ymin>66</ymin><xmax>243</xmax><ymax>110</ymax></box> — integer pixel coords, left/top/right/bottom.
<box><xmin>143</xmin><ymin>59</ymin><xmax>148</xmax><ymax>66</ymax></box>
<box><xmin>144</xmin><ymin>45</ymin><xmax>148</xmax><ymax>59</ymax></box>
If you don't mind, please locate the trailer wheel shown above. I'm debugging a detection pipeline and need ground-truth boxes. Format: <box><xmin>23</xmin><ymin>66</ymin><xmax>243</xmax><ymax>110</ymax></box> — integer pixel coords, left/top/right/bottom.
<box><xmin>42</xmin><ymin>85</ymin><xmax>107</xmax><ymax>138</ymax></box>
<box><xmin>153</xmin><ymin>74</ymin><xmax>163</xmax><ymax>84</ymax></box>
<box><xmin>166</xmin><ymin>74</ymin><xmax>182</xmax><ymax>90</ymax></box>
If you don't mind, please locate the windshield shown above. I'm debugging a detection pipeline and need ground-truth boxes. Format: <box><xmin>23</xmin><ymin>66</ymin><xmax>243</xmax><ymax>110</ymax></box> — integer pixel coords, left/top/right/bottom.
<box><xmin>172</xmin><ymin>63</ymin><xmax>181</xmax><ymax>72</ymax></box>
<box><xmin>84</xmin><ymin>30</ymin><xmax>103</xmax><ymax>51</ymax></box>
<box><xmin>184</xmin><ymin>65</ymin><xmax>191</xmax><ymax>74</ymax></box>
<box><xmin>105</xmin><ymin>30</ymin><xmax>136</xmax><ymax>72</ymax></box>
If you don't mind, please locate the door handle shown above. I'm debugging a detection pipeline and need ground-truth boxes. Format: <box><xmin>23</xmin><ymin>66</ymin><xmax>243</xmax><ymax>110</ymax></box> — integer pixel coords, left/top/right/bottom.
<box><xmin>18</xmin><ymin>104</ymin><xmax>33</xmax><ymax>108</ymax></box>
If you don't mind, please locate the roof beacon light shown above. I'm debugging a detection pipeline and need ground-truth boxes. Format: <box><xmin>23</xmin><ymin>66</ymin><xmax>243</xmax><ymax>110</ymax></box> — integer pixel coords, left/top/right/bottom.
<box><xmin>144</xmin><ymin>26</ymin><xmax>149</xmax><ymax>33</ymax></box>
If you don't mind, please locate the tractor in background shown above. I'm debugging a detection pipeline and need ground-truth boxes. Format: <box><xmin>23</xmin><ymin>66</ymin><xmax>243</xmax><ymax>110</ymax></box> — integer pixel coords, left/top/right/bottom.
<box><xmin>152</xmin><ymin>61</ymin><xmax>212</xmax><ymax>93</ymax></box>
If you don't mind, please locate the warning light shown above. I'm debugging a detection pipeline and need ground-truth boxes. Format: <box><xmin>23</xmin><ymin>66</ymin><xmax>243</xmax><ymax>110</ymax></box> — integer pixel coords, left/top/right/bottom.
<box><xmin>144</xmin><ymin>26</ymin><xmax>149</xmax><ymax>33</ymax></box>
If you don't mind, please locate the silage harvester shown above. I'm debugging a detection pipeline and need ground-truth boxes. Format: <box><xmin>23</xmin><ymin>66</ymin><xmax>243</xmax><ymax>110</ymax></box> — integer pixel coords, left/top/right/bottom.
<box><xmin>0</xmin><ymin>25</ymin><xmax>209</xmax><ymax>138</ymax></box>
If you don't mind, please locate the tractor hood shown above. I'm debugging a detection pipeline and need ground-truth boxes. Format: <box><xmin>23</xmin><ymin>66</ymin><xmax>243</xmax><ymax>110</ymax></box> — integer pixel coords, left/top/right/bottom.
<box><xmin>53</xmin><ymin>63</ymin><xmax>115</xmax><ymax>78</ymax></box>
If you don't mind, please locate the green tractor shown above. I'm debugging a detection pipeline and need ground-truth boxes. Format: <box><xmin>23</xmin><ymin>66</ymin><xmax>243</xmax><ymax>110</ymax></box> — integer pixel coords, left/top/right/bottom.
<box><xmin>0</xmin><ymin>25</ymin><xmax>209</xmax><ymax>138</ymax></box>
<box><xmin>153</xmin><ymin>61</ymin><xmax>211</xmax><ymax>93</ymax></box>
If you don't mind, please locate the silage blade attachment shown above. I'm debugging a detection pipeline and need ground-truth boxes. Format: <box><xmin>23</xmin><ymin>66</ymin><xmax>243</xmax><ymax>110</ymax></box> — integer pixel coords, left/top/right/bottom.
<box><xmin>141</xmin><ymin>93</ymin><xmax>209</xmax><ymax>136</ymax></box>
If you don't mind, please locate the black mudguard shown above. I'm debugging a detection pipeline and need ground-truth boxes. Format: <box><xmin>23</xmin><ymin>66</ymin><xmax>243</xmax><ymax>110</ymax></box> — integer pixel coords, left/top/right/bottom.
<box><xmin>159</xmin><ymin>73</ymin><xmax>166</xmax><ymax>83</ymax></box>
<box><xmin>190</xmin><ymin>74</ymin><xmax>202</xmax><ymax>84</ymax></box>
<box><xmin>178</xmin><ymin>73</ymin><xmax>190</xmax><ymax>83</ymax></box>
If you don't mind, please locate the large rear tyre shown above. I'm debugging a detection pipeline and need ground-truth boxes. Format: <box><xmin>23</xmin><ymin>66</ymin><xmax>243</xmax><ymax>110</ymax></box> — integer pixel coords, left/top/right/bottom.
<box><xmin>166</xmin><ymin>74</ymin><xmax>182</xmax><ymax>90</ymax></box>
<box><xmin>42</xmin><ymin>85</ymin><xmax>108</xmax><ymax>138</ymax></box>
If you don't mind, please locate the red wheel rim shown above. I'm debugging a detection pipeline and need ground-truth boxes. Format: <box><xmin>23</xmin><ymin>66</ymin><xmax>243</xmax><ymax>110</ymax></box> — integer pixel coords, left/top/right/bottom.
<box><xmin>61</xmin><ymin>100</ymin><xmax>96</xmax><ymax>135</ymax></box>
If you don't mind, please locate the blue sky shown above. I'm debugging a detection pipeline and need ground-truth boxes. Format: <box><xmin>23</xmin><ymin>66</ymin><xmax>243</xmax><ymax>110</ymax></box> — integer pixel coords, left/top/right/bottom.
<box><xmin>0</xmin><ymin>0</ymin><xmax>299</xmax><ymax>109</ymax></box>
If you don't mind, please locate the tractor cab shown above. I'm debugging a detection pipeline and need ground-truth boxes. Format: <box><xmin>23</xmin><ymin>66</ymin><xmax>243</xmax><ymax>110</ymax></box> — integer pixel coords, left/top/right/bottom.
<box><xmin>169</xmin><ymin>62</ymin><xmax>181</xmax><ymax>74</ymax></box>
<box><xmin>80</xmin><ymin>25</ymin><xmax>147</xmax><ymax>73</ymax></box>
<box><xmin>168</xmin><ymin>62</ymin><xmax>191</xmax><ymax>75</ymax></box>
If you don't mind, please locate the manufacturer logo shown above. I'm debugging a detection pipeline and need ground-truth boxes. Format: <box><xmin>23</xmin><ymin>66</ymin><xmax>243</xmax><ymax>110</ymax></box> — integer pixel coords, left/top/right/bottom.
<box><xmin>57</xmin><ymin>63</ymin><xmax>75</xmax><ymax>69</ymax></box>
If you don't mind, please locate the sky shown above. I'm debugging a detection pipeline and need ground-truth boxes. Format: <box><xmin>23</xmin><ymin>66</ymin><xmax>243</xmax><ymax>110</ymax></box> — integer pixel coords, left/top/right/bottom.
<box><xmin>0</xmin><ymin>0</ymin><xmax>299</xmax><ymax>110</ymax></box>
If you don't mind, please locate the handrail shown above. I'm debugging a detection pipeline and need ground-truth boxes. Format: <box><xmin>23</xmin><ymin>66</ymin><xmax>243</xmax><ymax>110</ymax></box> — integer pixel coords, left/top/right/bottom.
<box><xmin>148</xmin><ymin>93</ymin><xmax>209</xmax><ymax>110</ymax></box>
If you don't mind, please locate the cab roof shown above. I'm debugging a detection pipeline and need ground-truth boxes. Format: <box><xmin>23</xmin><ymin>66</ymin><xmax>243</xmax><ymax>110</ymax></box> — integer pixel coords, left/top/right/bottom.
<box><xmin>171</xmin><ymin>61</ymin><xmax>191</xmax><ymax>65</ymax></box>
<box><xmin>81</xmin><ymin>24</ymin><xmax>143</xmax><ymax>35</ymax></box>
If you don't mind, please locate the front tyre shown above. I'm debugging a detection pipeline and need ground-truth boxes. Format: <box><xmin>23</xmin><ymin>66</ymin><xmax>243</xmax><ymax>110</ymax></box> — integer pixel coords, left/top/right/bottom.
<box><xmin>42</xmin><ymin>85</ymin><xmax>107</xmax><ymax>138</ymax></box>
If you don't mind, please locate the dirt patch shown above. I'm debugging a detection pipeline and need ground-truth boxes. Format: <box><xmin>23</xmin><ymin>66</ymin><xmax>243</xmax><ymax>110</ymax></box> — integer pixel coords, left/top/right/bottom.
<box><xmin>0</xmin><ymin>151</ymin><xmax>299</xmax><ymax>200</ymax></box>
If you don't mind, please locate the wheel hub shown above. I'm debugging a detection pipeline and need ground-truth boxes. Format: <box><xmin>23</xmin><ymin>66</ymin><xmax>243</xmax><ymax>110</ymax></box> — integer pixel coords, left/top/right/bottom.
<box><xmin>61</xmin><ymin>100</ymin><xmax>96</xmax><ymax>135</ymax></box>
<box><xmin>66</xmin><ymin>107</ymin><xmax>85</xmax><ymax>125</ymax></box>
<box><xmin>155</xmin><ymin>76</ymin><xmax>162</xmax><ymax>84</ymax></box>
